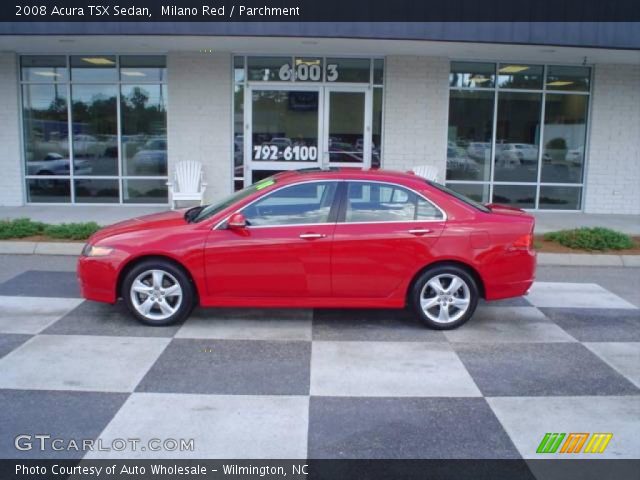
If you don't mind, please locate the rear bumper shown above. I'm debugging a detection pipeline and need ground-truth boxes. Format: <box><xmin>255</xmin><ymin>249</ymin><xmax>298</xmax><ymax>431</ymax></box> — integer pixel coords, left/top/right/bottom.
<box><xmin>77</xmin><ymin>256</ymin><xmax>119</xmax><ymax>304</ymax></box>
<box><xmin>483</xmin><ymin>250</ymin><xmax>536</xmax><ymax>301</ymax></box>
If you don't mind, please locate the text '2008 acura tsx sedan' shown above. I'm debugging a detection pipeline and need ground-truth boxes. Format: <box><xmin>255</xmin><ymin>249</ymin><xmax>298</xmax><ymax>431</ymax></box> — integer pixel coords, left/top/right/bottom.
<box><xmin>77</xmin><ymin>168</ymin><xmax>536</xmax><ymax>329</ymax></box>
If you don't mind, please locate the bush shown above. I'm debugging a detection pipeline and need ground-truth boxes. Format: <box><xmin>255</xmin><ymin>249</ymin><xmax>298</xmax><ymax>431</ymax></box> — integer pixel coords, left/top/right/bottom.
<box><xmin>0</xmin><ymin>218</ymin><xmax>100</xmax><ymax>241</ymax></box>
<box><xmin>544</xmin><ymin>227</ymin><xmax>634</xmax><ymax>251</ymax></box>
<box><xmin>0</xmin><ymin>218</ymin><xmax>45</xmax><ymax>239</ymax></box>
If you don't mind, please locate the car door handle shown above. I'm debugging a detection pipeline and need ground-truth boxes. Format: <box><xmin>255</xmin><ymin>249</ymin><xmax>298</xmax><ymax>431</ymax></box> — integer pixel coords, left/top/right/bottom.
<box><xmin>299</xmin><ymin>233</ymin><xmax>326</xmax><ymax>240</ymax></box>
<box><xmin>408</xmin><ymin>228</ymin><xmax>432</xmax><ymax>235</ymax></box>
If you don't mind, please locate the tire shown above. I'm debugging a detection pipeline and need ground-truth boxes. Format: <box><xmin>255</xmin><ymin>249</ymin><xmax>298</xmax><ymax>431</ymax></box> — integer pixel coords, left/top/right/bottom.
<box><xmin>122</xmin><ymin>259</ymin><xmax>196</xmax><ymax>326</ymax></box>
<box><xmin>410</xmin><ymin>264</ymin><xmax>479</xmax><ymax>330</ymax></box>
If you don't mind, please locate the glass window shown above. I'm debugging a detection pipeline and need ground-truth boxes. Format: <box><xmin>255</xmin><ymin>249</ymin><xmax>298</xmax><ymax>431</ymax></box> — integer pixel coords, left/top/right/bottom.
<box><xmin>294</xmin><ymin>57</ymin><xmax>323</xmax><ymax>82</ymax></box>
<box><xmin>492</xmin><ymin>185</ymin><xmax>536</xmax><ymax>209</ymax></box>
<box><xmin>450</xmin><ymin>62</ymin><xmax>495</xmax><ymax>88</ymax></box>
<box><xmin>443</xmin><ymin>183</ymin><xmax>491</xmax><ymax>204</ymax></box>
<box><xmin>251</xmin><ymin>90</ymin><xmax>319</xmax><ymax>163</ymax></box>
<box><xmin>123</xmin><ymin>179</ymin><xmax>168</xmax><ymax>204</ymax></box>
<box><xmin>247</xmin><ymin>56</ymin><xmax>291</xmax><ymax>81</ymax></box>
<box><xmin>70</xmin><ymin>56</ymin><xmax>117</xmax><ymax>82</ymax></box>
<box><xmin>234</xmin><ymin>56</ymin><xmax>245</xmax><ymax>83</ymax></box>
<box><xmin>546</xmin><ymin>66</ymin><xmax>590</xmax><ymax>92</ymax></box>
<box><xmin>539</xmin><ymin>186</ymin><xmax>582</xmax><ymax>210</ymax></box>
<box><xmin>27</xmin><ymin>179</ymin><xmax>70</xmax><ymax>203</ymax></box>
<box><xmin>233</xmin><ymin>83</ymin><xmax>244</xmax><ymax>189</ymax></box>
<box><xmin>372</xmin><ymin>88</ymin><xmax>383</xmax><ymax>168</ymax></box>
<box><xmin>71</xmin><ymin>85</ymin><xmax>118</xmax><ymax>176</ymax></box>
<box><xmin>373</xmin><ymin>59</ymin><xmax>384</xmax><ymax>85</ymax></box>
<box><xmin>22</xmin><ymin>84</ymin><xmax>69</xmax><ymax>173</ymax></box>
<box><xmin>325</xmin><ymin>58</ymin><xmax>370</xmax><ymax>83</ymax></box>
<box><xmin>328</xmin><ymin>91</ymin><xmax>365</xmax><ymax>164</ymax></box>
<box><xmin>242</xmin><ymin>182</ymin><xmax>337</xmax><ymax>226</ymax></box>
<box><xmin>21</xmin><ymin>56</ymin><xmax>68</xmax><ymax>82</ymax></box>
<box><xmin>497</xmin><ymin>64</ymin><xmax>543</xmax><ymax>89</ymax></box>
<box><xmin>121</xmin><ymin>84</ymin><xmax>168</xmax><ymax>176</ymax></box>
<box><xmin>494</xmin><ymin>92</ymin><xmax>542</xmax><ymax>183</ymax></box>
<box><xmin>345</xmin><ymin>182</ymin><xmax>443</xmax><ymax>222</ymax></box>
<box><xmin>541</xmin><ymin>94</ymin><xmax>588</xmax><ymax>183</ymax></box>
<box><xmin>120</xmin><ymin>56</ymin><xmax>166</xmax><ymax>82</ymax></box>
<box><xmin>448</xmin><ymin>90</ymin><xmax>494</xmax><ymax>181</ymax></box>
<box><xmin>74</xmin><ymin>179</ymin><xmax>119</xmax><ymax>203</ymax></box>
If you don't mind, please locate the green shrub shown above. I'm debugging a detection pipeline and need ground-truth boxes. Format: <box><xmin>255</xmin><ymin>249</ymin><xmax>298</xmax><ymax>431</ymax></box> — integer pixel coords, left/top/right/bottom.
<box><xmin>0</xmin><ymin>218</ymin><xmax>100</xmax><ymax>241</ymax></box>
<box><xmin>43</xmin><ymin>222</ymin><xmax>101</xmax><ymax>240</ymax></box>
<box><xmin>544</xmin><ymin>227</ymin><xmax>634</xmax><ymax>251</ymax></box>
<box><xmin>0</xmin><ymin>218</ymin><xmax>45</xmax><ymax>239</ymax></box>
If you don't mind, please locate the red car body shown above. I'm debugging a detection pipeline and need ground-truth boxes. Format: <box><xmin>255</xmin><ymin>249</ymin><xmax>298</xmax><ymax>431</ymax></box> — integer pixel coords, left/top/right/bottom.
<box><xmin>78</xmin><ymin>169</ymin><xmax>536</xmax><ymax>309</ymax></box>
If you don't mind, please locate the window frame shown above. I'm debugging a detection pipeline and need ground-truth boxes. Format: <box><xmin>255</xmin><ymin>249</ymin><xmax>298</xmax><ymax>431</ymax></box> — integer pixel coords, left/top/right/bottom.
<box><xmin>339</xmin><ymin>180</ymin><xmax>447</xmax><ymax>224</ymax></box>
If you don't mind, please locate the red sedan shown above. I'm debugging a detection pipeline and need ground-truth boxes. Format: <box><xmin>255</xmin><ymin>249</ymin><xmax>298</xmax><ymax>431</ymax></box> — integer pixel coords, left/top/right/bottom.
<box><xmin>78</xmin><ymin>168</ymin><xmax>536</xmax><ymax>329</ymax></box>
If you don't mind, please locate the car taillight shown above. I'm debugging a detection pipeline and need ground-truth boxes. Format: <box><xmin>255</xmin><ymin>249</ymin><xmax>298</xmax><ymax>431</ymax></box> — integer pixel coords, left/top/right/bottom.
<box><xmin>513</xmin><ymin>225</ymin><xmax>535</xmax><ymax>251</ymax></box>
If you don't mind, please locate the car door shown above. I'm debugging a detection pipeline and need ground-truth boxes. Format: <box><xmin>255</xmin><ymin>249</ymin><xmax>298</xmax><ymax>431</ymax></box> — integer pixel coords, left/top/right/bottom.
<box><xmin>331</xmin><ymin>181</ymin><xmax>446</xmax><ymax>298</ymax></box>
<box><xmin>204</xmin><ymin>181</ymin><xmax>339</xmax><ymax>298</ymax></box>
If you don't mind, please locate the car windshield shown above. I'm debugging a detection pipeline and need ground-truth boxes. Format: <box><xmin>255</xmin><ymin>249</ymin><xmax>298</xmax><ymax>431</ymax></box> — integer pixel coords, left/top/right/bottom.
<box><xmin>192</xmin><ymin>177</ymin><xmax>278</xmax><ymax>223</ymax></box>
<box><xmin>426</xmin><ymin>180</ymin><xmax>491</xmax><ymax>213</ymax></box>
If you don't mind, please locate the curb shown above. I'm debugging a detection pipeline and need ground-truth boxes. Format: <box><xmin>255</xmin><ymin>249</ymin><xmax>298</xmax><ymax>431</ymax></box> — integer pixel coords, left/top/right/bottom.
<box><xmin>0</xmin><ymin>241</ymin><xmax>638</xmax><ymax>266</ymax></box>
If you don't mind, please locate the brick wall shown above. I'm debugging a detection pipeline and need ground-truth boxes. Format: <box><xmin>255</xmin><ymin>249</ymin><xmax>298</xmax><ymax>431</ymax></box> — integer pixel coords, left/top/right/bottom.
<box><xmin>0</xmin><ymin>53</ymin><xmax>24</xmax><ymax>206</ymax></box>
<box><xmin>584</xmin><ymin>64</ymin><xmax>640</xmax><ymax>214</ymax></box>
<box><xmin>167</xmin><ymin>52</ymin><xmax>232</xmax><ymax>203</ymax></box>
<box><xmin>382</xmin><ymin>56</ymin><xmax>449</xmax><ymax>182</ymax></box>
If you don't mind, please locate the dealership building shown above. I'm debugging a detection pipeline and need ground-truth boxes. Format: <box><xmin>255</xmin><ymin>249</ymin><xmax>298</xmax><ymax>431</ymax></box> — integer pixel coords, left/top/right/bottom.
<box><xmin>0</xmin><ymin>22</ymin><xmax>638</xmax><ymax>213</ymax></box>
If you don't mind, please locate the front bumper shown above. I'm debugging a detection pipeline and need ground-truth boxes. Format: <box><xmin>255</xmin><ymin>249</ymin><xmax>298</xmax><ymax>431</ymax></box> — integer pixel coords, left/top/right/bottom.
<box><xmin>77</xmin><ymin>255</ymin><xmax>120</xmax><ymax>304</ymax></box>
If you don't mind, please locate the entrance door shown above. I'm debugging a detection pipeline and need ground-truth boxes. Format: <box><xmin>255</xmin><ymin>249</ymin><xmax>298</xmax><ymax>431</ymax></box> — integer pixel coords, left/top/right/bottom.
<box><xmin>246</xmin><ymin>86</ymin><xmax>322</xmax><ymax>186</ymax></box>
<box><xmin>323</xmin><ymin>87</ymin><xmax>372</xmax><ymax>169</ymax></box>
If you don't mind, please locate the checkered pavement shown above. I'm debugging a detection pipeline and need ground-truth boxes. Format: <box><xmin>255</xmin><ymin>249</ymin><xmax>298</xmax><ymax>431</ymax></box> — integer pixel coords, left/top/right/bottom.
<box><xmin>0</xmin><ymin>270</ymin><xmax>638</xmax><ymax>460</ymax></box>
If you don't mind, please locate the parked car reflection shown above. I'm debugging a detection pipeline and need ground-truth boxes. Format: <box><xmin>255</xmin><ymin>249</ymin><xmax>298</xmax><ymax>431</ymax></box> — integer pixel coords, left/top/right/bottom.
<box><xmin>27</xmin><ymin>152</ymin><xmax>92</xmax><ymax>176</ymax></box>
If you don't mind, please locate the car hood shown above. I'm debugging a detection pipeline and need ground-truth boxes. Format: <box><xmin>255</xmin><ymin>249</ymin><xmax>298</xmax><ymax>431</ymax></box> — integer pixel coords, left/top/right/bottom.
<box><xmin>90</xmin><ymin>210</ymin><xmax>187</xmax><ymax>243</ymax></box>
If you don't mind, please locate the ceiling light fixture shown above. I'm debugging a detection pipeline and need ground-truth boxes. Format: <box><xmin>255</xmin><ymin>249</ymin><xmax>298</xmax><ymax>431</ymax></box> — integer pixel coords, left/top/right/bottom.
<box><xmin>498</xmin><ymin>65</ymin><xmax>530</xmax><ymax>74</ymax></box>
<box><xmin>81</xmin><ymin>57</ymin><xmax>115</xmax><ymax>65</ymax></box>
<box><xmin>34</xmin><ymin>71</ymin><xmax>62</xmax><ymax>77</ymax></box>
<box><xmin>121</xmin><ymin>71</ymin><xmax>146</xmax><ymax>77</ymax></box>
<box><xmin>470</xmin><ymin>76</ymin><xmax>490</xmax><ymax>83</ymax></box>
<box><xmin>546</xmin><ymin>81</ymin><xmax>574</xmax><ymax>86</ymax></box>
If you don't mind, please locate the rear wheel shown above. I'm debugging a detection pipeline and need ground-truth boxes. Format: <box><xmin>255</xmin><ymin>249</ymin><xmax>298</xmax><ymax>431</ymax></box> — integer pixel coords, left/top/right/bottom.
<box><xmin>410</xmin><ymin>265</ymin><xmax>479</xmax><ymax>330</ymax></box>
<box><xmin>122</xmin><ymin>260</ymin><xmax>195</xmax><ymax>326</ymax></box>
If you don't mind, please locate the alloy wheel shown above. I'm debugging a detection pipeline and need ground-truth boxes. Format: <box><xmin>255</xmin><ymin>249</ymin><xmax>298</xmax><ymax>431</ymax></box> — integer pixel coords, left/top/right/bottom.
<box><xmin>130</xmin><ymin>269</ymin><xmax>183</xmax><ymax>322</ymax></box>
<box><xmin>419</xmin><ymin>273</ymin><xmax>471</xmax><ymax>324</ymax></box>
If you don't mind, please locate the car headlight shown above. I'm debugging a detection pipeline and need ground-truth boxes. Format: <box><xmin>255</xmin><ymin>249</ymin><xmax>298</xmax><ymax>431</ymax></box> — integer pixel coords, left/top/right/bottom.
<box><xmin>82</xmin><ymin>244</ymin><xmax>114</xmax><ymax>257</ymax></box>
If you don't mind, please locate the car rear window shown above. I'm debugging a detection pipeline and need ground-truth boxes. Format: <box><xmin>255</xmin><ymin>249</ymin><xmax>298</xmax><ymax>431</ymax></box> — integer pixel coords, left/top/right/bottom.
<box><xmin>426</xmin><ymin>180</ymin><xmax>491</xmax><ymax>213</ymax></box>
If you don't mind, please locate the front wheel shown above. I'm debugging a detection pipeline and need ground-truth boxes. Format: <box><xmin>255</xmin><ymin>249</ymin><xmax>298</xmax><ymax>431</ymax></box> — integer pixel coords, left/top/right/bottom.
<box><xmin>410</xmin><ymin>265</ymin><xmax>479</xmax><ymax>330</ymax></box>
<box><xmin>122</xmin><ymin>260</ymin><xmax>195</xmax><ymax>326</ymax></box>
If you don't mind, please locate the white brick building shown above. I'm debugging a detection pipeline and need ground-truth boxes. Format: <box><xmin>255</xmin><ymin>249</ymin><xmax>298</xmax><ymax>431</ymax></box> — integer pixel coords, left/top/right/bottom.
<box><xmin>0</xmin><ymin>26</ymin><xmax>638</xmax><ymax>214</ymax></box>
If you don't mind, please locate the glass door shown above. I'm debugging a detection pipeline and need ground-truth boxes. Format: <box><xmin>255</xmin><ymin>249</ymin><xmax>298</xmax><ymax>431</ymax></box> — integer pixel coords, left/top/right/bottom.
<box><xmin>323</xmin><ymin>87</ymin><xmax>372</xmax><ymax>168</ymax></box>
<box><xmin>246</xmin><ymin>85</ymin><xmax>322</xmax><ymax>185</ymax></box>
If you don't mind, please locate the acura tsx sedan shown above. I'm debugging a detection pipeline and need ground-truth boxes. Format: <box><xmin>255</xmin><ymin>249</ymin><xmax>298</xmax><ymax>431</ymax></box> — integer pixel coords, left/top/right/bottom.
<box><xmin>78</xmin><ymin>168</ymin><xmax>536</xmax><ymax>329</ymax></box>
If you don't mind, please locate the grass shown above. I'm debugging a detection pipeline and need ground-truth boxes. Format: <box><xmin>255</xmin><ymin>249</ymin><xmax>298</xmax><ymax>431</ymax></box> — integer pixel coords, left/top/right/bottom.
<box><xmin>0</xmin><ymin>218</ymin><xmax>100</xmax><ymax>241</ymax></box>
<box><xmin>543</xmin><ymin>227</ymin><xmax>635</xmax><ymax>251</ymax></box>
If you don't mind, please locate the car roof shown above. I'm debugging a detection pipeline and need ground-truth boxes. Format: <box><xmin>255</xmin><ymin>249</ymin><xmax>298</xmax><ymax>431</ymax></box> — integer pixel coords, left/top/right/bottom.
<box><xmin>273</xmin><ymin>167</ymin><xmax>425</xmax><ymax>185</ymax></box>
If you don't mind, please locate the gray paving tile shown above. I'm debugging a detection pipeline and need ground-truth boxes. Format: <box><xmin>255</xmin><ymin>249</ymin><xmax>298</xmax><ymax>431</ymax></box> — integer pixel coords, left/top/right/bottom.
<box><xmin>312</xmin><ymin>309</ymin><xmax>446</xmax><ymax>342</ymax></box>
<box><xmin>86</xmin><ymin>393</ymin><xmax>309</xmax><ymax>459</ymax></box>
<box><xmin>0</xmin><ymin>296</ymin><xmax>84</xmax><ymax>334</ymax></box>
<box><xmin>526</xmin><ymin>282</ymin><xmax>637</xmax><ymax>309</ymax></box>
<box><xmin>311</xmin><ymin>341</ymin><xmax>480</xmax><ymax>397</ymax></box>
<box><xmin>488</xmin><ymin>396</ymin><xmax>640</xmax><ymax>459</ymax></box>
<box><xmin>0</xmin><ymin>271</ymin><xmax>80</xmax><ymax>298</ymax></box>
<box><xmin>585</xmin><ymin>342</ymin><xmax>640</xmax><ymax>388</ymax></box>
<box><xmin>0</xmin><ymin>390</ymin><xmax>128</xmax><ymax>459</ymax></box>
<box><xmin>0</xmin><ymin>335</ymin><xmax>170</xmax><ymax>392</ymax></box>
<box><xmin>308</xmin><ymin>397</ymin><xmax>520</xmax><ymax>459</ymax></box>
<box><xmin>540</xmin><ymin>308</ymin><xmax>640</xmax><ymax>342</ymax></box>
<box><xmin>454</xmin><ymin>343</ymin><xmax>640</xmax><ymax>397</ymax></box>
<box><xmin>0</xmin><ymin>334</ymin><xmax>31</xmax><ymax>358</ymax></box>
<box><xmin>444</xmin><ymin>306</ymin><xmax>576</xmax><ymax>343</ymax></box>
<box><xmin>177</xmin><ymin>307</ymin><xmax>312</xmax><ymax>340</ymax></box>
<box><xmin>45</xmin><ymin>300</ymin><xmax>180</xmax><ymax>337</ymax></box>
<box><xmin>136</xmin><ymin>339</ymin><xmax>310</xmax><ymax>395</ymax></box>
<box><xmin>480</xmin><ymin>297</ymin><xmax>532</xmax><ymax>307</ymax></box>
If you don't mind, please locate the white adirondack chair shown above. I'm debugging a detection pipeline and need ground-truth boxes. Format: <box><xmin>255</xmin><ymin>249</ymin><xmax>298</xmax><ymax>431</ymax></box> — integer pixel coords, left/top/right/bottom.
<box><xmin>412</xmin><ymin>165</ymin><xmax>439</xmax><ymax>182</ymax></box>
<box><xmin>166</xmin><ymin>161</ymin><xmax>207</xmax><ymax>209</ymax></box>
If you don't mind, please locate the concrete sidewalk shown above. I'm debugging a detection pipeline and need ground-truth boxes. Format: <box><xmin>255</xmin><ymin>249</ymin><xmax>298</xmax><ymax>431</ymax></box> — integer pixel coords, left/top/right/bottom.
<box><xmin>533</xmin><ymin>212</ymin><xmax>640</xmax><ymax>235</ymax></box>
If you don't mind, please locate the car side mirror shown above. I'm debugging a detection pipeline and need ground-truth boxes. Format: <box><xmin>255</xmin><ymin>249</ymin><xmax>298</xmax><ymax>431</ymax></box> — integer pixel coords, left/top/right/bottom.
<box><xmin>227</xmin><ymin>212</ymin><xmax>247</xmax><ymax>229</ymax></box>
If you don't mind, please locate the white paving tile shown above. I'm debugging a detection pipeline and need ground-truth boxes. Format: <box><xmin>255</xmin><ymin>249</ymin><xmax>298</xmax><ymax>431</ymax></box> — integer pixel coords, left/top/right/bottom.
<box><xmin>526</xmin><ymin>282</ymin><xmax>637</xmax><ymax>309</ymax></box>
<box><xmin>85</xmin><ymin>393</ymin><xmax>309</xmax><ymax>459</ymax></box>
<box><xmin>585</xmin><ymin>342</ymin><xmax>640</xmax><ymax>388</ymax></box>
<box><xmin>444</xmin><ymin>306</ymin><xmax>577</xmax><ymax>343</ymax></box>
<box><xmin>487</xmin><ymin>396</ymin><xmax>640</xmax><ymax>459</ymax></box>
<box><xmin>0</xmin><ymin>335</ymin><xmax>169</xmax><ymax>392</ymax></box>
<box><xmin>310</xmin><ymin>341</ymin><xmax>481</xmax><ymax>397</ymax></box>
<box><xmin>0</xmin><ymin>296</ymin><xmax>83</xmax><ymax>334</ymax></box>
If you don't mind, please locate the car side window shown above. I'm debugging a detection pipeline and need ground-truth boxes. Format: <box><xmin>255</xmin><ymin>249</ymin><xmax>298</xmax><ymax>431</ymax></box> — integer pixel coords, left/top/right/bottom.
<box><xmin>345</xmin><ymin>182</ymin><xmax>443</xmax><ymax>223</ymax></box>
<box><xmin>243</xmin><ymin>182</ymin><xmax>338</xmax><ymax>227</ymax></box>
